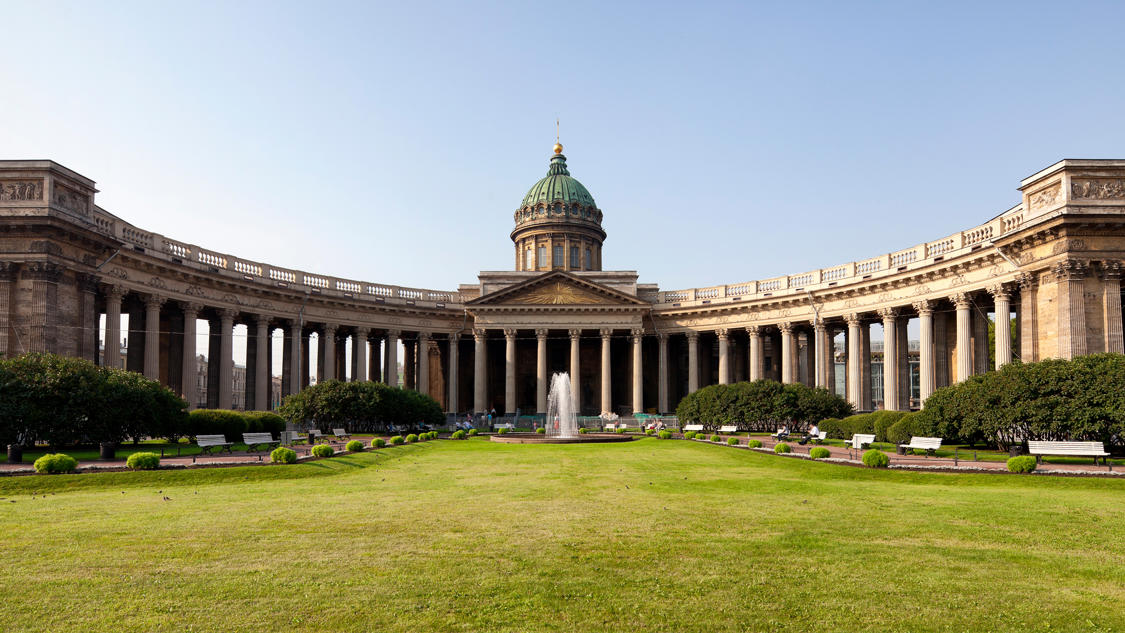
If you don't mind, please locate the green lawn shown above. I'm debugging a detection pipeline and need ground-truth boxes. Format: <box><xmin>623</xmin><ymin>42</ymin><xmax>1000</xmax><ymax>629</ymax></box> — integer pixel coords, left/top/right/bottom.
<box><xmin>1</xmin><ymin>438</ymin><xmax>1123</xmax><ymax>632</ymax></box>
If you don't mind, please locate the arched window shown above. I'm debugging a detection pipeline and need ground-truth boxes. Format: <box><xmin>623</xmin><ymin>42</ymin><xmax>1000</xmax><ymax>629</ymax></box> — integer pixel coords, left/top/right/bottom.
<box><xmin>553</xmin><ymin>245</ymin><xmax>564</xmax><ymax>268</ymax></box>
<box><xmin>537</xmin><ymin>246</ymin><xmax>546</xmax><ymax>269</ymax></box>
<box><xmin>570</xmin><ymin>246</ymin><xmax>579</xmax><ymax>268</ymax></box>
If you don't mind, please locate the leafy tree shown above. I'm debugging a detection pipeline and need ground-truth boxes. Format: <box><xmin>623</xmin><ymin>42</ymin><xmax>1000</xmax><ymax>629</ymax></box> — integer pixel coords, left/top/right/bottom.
<box><xmin>675</xmin><ymin>380</ymin><xmax>852</xmax><ymax>432</ymax></box>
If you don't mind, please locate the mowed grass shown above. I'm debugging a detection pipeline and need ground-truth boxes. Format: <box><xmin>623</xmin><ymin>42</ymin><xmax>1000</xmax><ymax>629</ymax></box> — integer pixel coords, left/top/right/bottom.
<box><xmin>1</xmin><ymin>439</ymin><xmax>1124</xmax><ymax>633</ymax></box>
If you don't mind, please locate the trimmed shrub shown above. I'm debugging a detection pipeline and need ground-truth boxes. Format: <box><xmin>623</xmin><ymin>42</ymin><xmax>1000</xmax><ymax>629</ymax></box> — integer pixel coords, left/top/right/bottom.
<box><xmin>675</xmin><ymin>379</ymin><xmax>853</xmax><ymax>433</ymax></box>
<box><xmin>841</xmin><ymin>413</ymin><xmax>877</xmax><ymax>437</ymax></box>
<box><xmin>684</xmin><ymin>431</ymin><xmax>696</xmax><ymax>440</ymax></box>
<box><xmin>468</xmin><ymin>429</ymin><xmax>479</xmax><ymax>436</ymax></box>
<box><xmin>658</xmin><ymin>430</ymin><xmax>672</xmax><ymax>439</ymax></box>
<box><xmin>1007</xmin><ymin>455</ymin><xmax>1038</xmax><ymax>473</ymax></box>
<box><xmin>872</xmin><ymin>410</ymin><xmax>908</xmax><ymax>443</ymax></box>
<box><xmin>187</xmin><ymin>409</ymin><xmax>247</xmax><ymax>441</ymax></box>
<box><xmin>371</xmin><ymin>437</ymin><xmax>387</xmax><ymax>448</ymax></box>
<box><xmin>774</xmin><ymin>443</ymin><xmax>791</xmax><ymax>454</ymax></box>
<box><xmin>726</xmin><ymin>437</ymin><xmax>739</xmax><ymax>446</ymax></box>
<box><xmin>125</xmin><ymin>452</ymin><xmax>160</xmax><ymax>470</ymax></box>
<box><xmin>33</xmin><ymin>453</ymin><xmax>78</xmax><ymax>474</ymax></box>
<box><xmin>535</xmin><ymin>427</ymin><xmax>545</xmax><ymax>434</ymax></box>
<box><xmin>277</xmin><ymin>379</ymin><xmax>443</xmax><ymax>433</ymax></box>
<box><xmin>887</xmin><ymin>411</ymin><xmax>934</xmax><ymax>446</ymax></box>
<box><xmin>747</xmin><ymin>439</ymin><xmax>763</xmax><ymax>448</ymax></box>
<box><xmin>451</xmin><ymin>430</ymin><xmax>467</xmax><ymax>440</ymax></box>
<box><xmin>429</xmin><ymin>431</ymin><xmax>439</xmax><ymax>439</ymax></box>
<box><xmin>578</xmin><ymin>427</ymin><xmax>588</xmax><ymax>434</ymax></box>
<box><xmin>809</xmin><ymin>446</ymin><xmax>831</xmax><ymax>460</ymax></box>
<box><xmin>345</xmin><ymin>440</ymin><xmax>364</xmax><ymax>452</ymax></box>
<box><xmin>616</xmin><ymin>427</ymin><xmax>627</xmax><ymax>434</ymax></box>
<box><xmin>709</xmin><ymin>434</ymin><xmax>721</xmax><ymax>442</ymax></box>
<box><xmin>390</xmin><ymin>435</ymin><xmax>404</xmax><ymax>445</ymax></box>
<box><xmin>497</xmin><ymin>427</ymin><xmax>509</xmax><ymax>435</ymax></box>
<box><xmin>405</xmin><ymin>434</ymin><xmax>419</xmax><ymax>443</ymax></box>
<box><xmin>819</xmin><ymin>417</ymin><xmax>847</xmax><ymax>440</ymax></box>
<box><xmin>645</xmin><ymin>428</ymin><xmax>655</xmax><ymax>436</ymax></box>
<box><xmin>311</xmin><ymin>444</ymin><xmax>334</xmax><ymax>458</ymax></box>
<box><xmin>862</xmin><ymin>449</ymin><xmax>890</xmax><ymax>468</ymax></box>
<box><xmin>270</xmin><ymin>447</ymin><xmax>298</xmax><ymax>464</ymax></box>
<box><xmin>243</xmin><ymin>411</ymin><xmax>286</xmax><ymax>434</ymax></box>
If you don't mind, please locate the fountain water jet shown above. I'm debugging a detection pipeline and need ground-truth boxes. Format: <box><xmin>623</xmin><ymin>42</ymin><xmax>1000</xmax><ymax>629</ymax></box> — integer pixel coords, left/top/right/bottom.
<box><xmin>545</xmin><ymin>372</ymin><xmax>578</xmax><ymax>438</ymax></box>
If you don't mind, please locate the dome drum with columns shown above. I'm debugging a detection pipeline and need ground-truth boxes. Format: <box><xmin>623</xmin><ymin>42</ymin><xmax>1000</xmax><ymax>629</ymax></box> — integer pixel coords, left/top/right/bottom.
<box><xmin>2</xmin><ymin>151</ymin><xmax>1125</xmax><ymax>421</ymax></box>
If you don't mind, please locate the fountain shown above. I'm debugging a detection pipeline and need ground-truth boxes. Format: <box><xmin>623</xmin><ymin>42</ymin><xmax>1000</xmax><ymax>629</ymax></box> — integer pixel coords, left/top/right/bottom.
<box><xmin>489</xmin><ymin>371</ymin><xmax>633</xmax><ymax>444</ymax></box>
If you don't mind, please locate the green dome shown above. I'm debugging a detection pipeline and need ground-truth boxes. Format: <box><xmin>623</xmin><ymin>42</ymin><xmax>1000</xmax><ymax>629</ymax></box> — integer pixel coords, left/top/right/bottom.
<box><xmin>520</xmin><ymin>153</ymin><xmax>596</xmax><ymax>208</ymax></box>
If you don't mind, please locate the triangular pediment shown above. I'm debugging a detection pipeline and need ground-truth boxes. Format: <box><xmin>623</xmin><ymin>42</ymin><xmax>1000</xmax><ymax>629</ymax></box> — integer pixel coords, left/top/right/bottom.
<box><xmin>468</xmin><ymin>271</ymin><xmax>648</xmax><ymax>307</ymax></box>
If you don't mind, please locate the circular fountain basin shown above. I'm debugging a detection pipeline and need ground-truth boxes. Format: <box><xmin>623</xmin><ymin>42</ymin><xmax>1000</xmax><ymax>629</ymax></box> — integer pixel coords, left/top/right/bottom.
<box><xmin>488</xmin><ymin>433</ymin><xmax>636</xmax><ymax>444</ymax></box>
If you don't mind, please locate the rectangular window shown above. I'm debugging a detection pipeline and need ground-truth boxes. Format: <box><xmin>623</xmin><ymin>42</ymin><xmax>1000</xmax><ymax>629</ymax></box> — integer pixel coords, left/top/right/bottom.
<box><xmin>537</xmin><ymin>246</ymin><xmax>546</xmax><ymax>268</ymax></box>
<box><xmin>584</xmin><ymin>248</ymin><xmax>592</xmax><ymax>270</ymax></box>
<box><xmin>570</xmin><ymin>246</ymin><xmax>579</xmax><ymax>267</ymax></box>
<box><xmin>553</xmin><ymin>245</ymin><xmax>564</xmax><ymax>268</ymax></box>
<box><xmin>524</xmin><ymin>248</ymin><xmax>532</xmax><ymax>270</ymax></box>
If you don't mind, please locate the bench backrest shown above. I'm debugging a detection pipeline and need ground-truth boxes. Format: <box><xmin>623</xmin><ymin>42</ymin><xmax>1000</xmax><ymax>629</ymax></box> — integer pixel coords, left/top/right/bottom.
<box><xmin>495</xmin><ymin>423</ymin><xmax>514</xmax><ymax>429</ymax></box>
<box><xmin>907</xmin><ymin>436</ymin><xmax>942</xmax><ymax>449</ymax></box>
<box><xmin>309</xmin><ymin>430</ymin><xmax>323</xmax><ymax>437</ymax></box>
<box><xmin>683</xmin><ymin>424</ymin><xmax>705</xmax><ymax>431</ymax></box>
<box><xmin>1028</xmin><ymin>440</ymin><xmax>1107</xmax><ymax>455</ymax></box>
<box><xmin>818</xmin><ymin>431</ymin><xmax>827</xmax><ymax>440</ymax></box>
<box><xmin>197</xmin><ymin>434</ymin><xmax>229</xmax><ymax>446</ymax></box>
<box><xmin>851</xmin><ymin>434</ymin><xmax>876</xmax><ymax>445</ymax></box>
<box><xmin>332</xmin><ymin>428</ymin><xmax>347</xmax><ymax>435</ymax></box>
<box><xmin>718</xmin><ymin>425</ymin><xmax>738</xmax><ymax>433</ymax></box>
<box><xmin>243</xmin><ymin>432</ymin><xmax>275</xmax><ymax>443</ymax></box>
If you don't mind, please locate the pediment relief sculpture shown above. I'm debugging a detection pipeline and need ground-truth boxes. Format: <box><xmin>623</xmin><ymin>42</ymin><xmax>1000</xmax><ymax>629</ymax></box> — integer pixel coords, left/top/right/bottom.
<box><xmin>506</xmin><ymin>280</ymin><xmax>611</xmax><ymax>305</ymax></box>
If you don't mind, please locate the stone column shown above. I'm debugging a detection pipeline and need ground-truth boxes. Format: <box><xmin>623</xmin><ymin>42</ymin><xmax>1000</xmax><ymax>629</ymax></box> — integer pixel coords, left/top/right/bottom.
<box><xmin>287</xmin><ymin>322</ymin><xmax>302</xmax><ymax>395</ymax></box>
<box><xmin>321</xmin><ymin>324</ymin><xmax>338</xmax><ymax>382</ymax></box>
<box><xmin>403</xmin><ymin>340</ymin><xmax>416</xmax><ymax>390</ymax></box>
<box><xmin>686</xmin><ymin>331</ymin><xmax>700</xmax><ymax>393</ymax></box>
<box><xmin>535</xmin><ymin>329</ymin><xmax>548</xmax><ymax>414</ymax></box>
<box><xmin>353</xmin><ymin>327</ymin><xmax>369</xmax><ymax>382</ymax></box>
<box><xmin>102</xmin><ymin>285</ymin><xmax>125</xmax><ymax>369</ymax></box>
<box><xmin>846</xmin><ymin>314</ymin><xmax>862</xmax><ymax>409</ymax></box>
<box><xmin>934</xmin><ymin>310</ymin><xmax>949</xmax><ymax>388</ymax></box>
<box><xmin>880</xmin><ymin>308</ymin><xmax>899</xmax><ymax>411</ymax></box>
<box><xmin>717</xmin><ymin>328</ymin><xmax>730</xmax><ymax>385</ymax></box>
<box><xmin>254</xmin><ymin>316</ymin><xmax>269</xmax><ymax>410</ymax></box>
<box><xmin>859</xmin><ymin>322</ymin><xmax>872</xmax><ymax>410</ymax></box>
<box><xmin>814</xmin><ymin>322</ymin><xmax>829</xmax><ymax>389</ymax></box>
<box><xmin>76</xmin><ymin>274</ymin><xmax>99</xmax><ymax>361</ymax></box>
<box><xmin>24</xmin><ymin>262</ymin><xmax>61</xmax><ymax>353</ymax></box>
<box><xmin>0</xmin><ymin>263</ymin><xmax>15</xmax><ymax>358</ymax></box>
<box><xmin>1054</xmin><ymin>260</ymin><xmax>1089</xmax><ymax>359</ymax></box>
<box><xmin>385</xmin><ymin>330</ymin><xmax>400</xmax><ymax>387</ymax></box>
<box><xmin>473</xmin><ymin>328</ymin><xmax>486</xmax><ymax>413</ymax></box>
<box><xmin>569</xmin><ymin>329</ymin><xmax>581</xmax><ymax>414</ymax></box>
<box><xmin>1102</xmin><ymin>262</ymin><xmax>1123</xmax><ymax>354</ymax></box>
<box><xmin>973</xmin><ymin>300</ymin><xmax>990</xmax><ymax>375</ymax></box>
<box><xmin>631</xmin><ymin>328</ymin><xmax>644</xmax><ymax>415</ymax></box>
<box><xmin>953</xmin><ymin>293</ymin><xmax>973</xmax><ymax>383</ymax></box>
<box><xmin>504</xmin><ymin>328</ymin><xmax>517</xmax><ymax>415</ymax></box>
<box><xmin>600</xmin><ymin>328</ymin><xmax>613</xmax><ymax>414</ymax></box>
<box><xmin>218</xmin><ymin>309</ymin><xmax>235</xmax><ymax>410</ymax></box>
<box><xmin>779</xmin><ymin>322</ymin><xmax>794</xmax><ymax>384</ymax></box>
<box><xmin>142</xmin><ymin>294</ymin><xmax>164</xmax><ymax>380</ymax></box>
<box><xmin>181</xmin><ymin>303</ymin><xmax>200</xmax><ymax>408</ymax></box>
<box><xmin>747</xmin><ymin>326</ymin><xmax>763</xmax><ymax>381</ymax></box>
<box><xmin>1018</xmin><ymin>273</ymin><xmax>1039</xmax><ymax>362</ymax></box>
<box><xmin>447</xmin><ymin>333</ymin><xmax>460</xmax><ymax>413</ymax></box>
<box><xmin>897</xmin><ymin>316</ymin><xmax>910</xmax><ymax>407</ymax></box>
<box><xmin>990</xmin><ymin>285</ymin><xmax>1013</xmax><ymax>368</ymax></box>
<box><xmin>417</xmin><ymin>332</ymin><xmax>431</xmax><ymax>396</ymax></box>
<box><xmin>369</xmin><ymin>336</ymin><xmax>382</xmax><ymax>384</ymax></box>
<box><xmin>657</xmin><ymin>333</ymin><xmax>669</xmax><ymax>413</ymax></box>
<box><xmin>913</xmin><ymin>300</ymin><xmax>935</xmax><ymax>404</ymax></box>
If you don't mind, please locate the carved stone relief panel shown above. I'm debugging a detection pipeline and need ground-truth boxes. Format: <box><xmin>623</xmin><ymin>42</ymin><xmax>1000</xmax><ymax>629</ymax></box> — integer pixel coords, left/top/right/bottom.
<box><xmin>53</xmin><ymin>185</ymin><xmax>89</xmax><ymax>215</ymax></box>
<box><xmin>0</xmin><ymin>180</ymin><xmax>44</xmax><ymax>201</ymax></box>
<box><xmin>1029</xmin><ymin>183</ymin><xmax>1061</xmax><ymax>210</ymax></box>
<box><xmin>1071</xmin><ymin>179</ymin><xmax>1125</xmax><ymax>200</ymax></box>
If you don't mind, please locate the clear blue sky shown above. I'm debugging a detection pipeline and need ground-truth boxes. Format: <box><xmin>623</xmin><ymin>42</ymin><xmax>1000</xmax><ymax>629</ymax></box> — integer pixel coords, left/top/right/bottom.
<box><xmin>3</xmin><ymin>1</ymin><xmax>1124</xmax><ymax>293</ymax></box>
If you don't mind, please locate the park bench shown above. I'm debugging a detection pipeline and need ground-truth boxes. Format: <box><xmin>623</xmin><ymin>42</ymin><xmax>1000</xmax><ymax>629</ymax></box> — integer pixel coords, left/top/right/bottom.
<box><xmin>845</xmin><ymin>433</ymin><xmax>876</xmax><ymax>451</ymax></box>
<box><xmin>308</xmin><ymin>430</ymin><xmax>328</xmax><ymax>444</ymax></box>
<box><xmin>196</xmin><ymin>434</ymin><xmax>232</xmax><ymax>455</ymax></box>
<box><xmin>332</xmin><ymin>428</ymin><xmax>351</xmax><ymax>441</ymax></box>
<box><xmin>771</xmin><ymin>428</ymin><xmax>791</xmax><ymax>440</ymax></box>
<box><xmin>812</xmin><ymin>431</ymin><xmax>827</xmax><ymax>445</ymax></box>
<box><xmin>494</xmin><ymin>423</ymin><xmax>514</xmax><ymax>431</ymax></box>
<box><xmin>1028</xmin><ymin>441</ymin><xmax>1111</xmax><ymax>469</ymax></box>
<box><xmin>604</xmin><ymin>422</ymin><xmax>626</xmax><ymax>431</ymax></box>
<box><xmin>282</xmin><ymin>430</ymin><xmax>305</xmax><ymax>445</ymax></box>
<box><xmin>683</xmin><ymin>424</ymin><xmax>705</xmax><ymax>434</ymax></box>
<box><xmin>243</xmin><ymin>432</ymin><xmax>280</xmax><ymax>452</ymax></box>
<box><xmin>718</xmin><ymin>425</ymin><xmax>739</xmax><ymax>434</ymax></box>
<box><xmin>899</xmin><ymin>436</ymin><xmax>942</xmax><ymax>457</ymax></box>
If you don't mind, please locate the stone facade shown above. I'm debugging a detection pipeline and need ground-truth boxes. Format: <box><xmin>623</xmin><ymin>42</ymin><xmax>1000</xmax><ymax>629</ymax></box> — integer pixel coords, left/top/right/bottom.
<box><xmin>2</xmin><ymin>157</ymin><xmax>1124</xmax><ymax>416</ymax></box>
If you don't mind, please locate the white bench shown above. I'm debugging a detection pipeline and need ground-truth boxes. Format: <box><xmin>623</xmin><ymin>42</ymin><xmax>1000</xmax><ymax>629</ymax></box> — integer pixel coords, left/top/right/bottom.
<box><xmin>900</xmin><ymin>436</ymin><xmax>942</xmax><ymax>457</ymax></box>
<box><xmin>845</xmin><ymin>434</ymin><xmax>876</xmax><ymax>451</ymax></box>
<box><xmin>683</xmin><ymin>424</ymin><xmax>705</xmax><ymax>433</ymax></box>
<box><xmin>494</xmin><ymin>423</ymin><xmax>515</xmax><ymax>431</ymax></box>
<box><xmin>1028</xmin><ymin>441</ymin><xmax>1110</xmax><ymax>467</ymax></box>
<box><xmin>196</xmin><ymin>434</ymin><xmax>232</xmax><ymax>455</ymax></box>
<box><xmin>243</xmin><ymin>432</ymin><xmax>280</xmax><ymax>452</ymax></box>
<box><xmin>332</xmin><ymin>428</ymin><xmax>351</xmax><ymax>441</ymax></box>
<box><xmin>812</xmin><ymin>431</ymin><xmax>828</xmax><ymax>445</ymax></box>
<box><xmin>771</xmin><ymin>428</ymin><xmax>791</xmax><ymax>440</ymax></box>
<box><xmin>718</xmin><ymin>425</ymin><xmax>739</xmax><ymax>434</ymax></box>
<box><xmin>604</xmin><ymin>422</ymin><xmax>627</xmax><ymax>431</ymax></box>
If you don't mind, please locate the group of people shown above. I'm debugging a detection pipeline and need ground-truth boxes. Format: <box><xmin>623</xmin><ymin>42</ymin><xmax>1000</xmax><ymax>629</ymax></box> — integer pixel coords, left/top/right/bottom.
<box><xmin>772</xmin><ymin>422</ymin><xmax>820</xmax><ymax>445</ymax></box>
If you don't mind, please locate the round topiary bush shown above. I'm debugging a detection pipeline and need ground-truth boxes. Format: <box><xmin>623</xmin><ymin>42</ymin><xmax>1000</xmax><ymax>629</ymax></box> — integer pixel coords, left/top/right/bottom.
<box><xmin>862</xmin><ymin>449</ymin><xmax>890</xmax><ymax>468</ymax></box>
<box><xmin>1007</xmin><ymin>455</ymin><xmax>1038</xmax><ymax>473</ymax></box>
<box><xmin>270</xmin><ymin>446</ymin><xmax>298</xmax><ymax>464</ymax></box>
<box><xmin>747</xmin><ymin>439</ymin><xmax>763</xmax><ymax>448</ymax></box>
<box><xmin>578</xmin><ymin>427</ymin><xmax>588</xmax><ymax>434</ymax></box>
<box><xmin>658</xmin><ymin>430</ymin><xmax>672</xmax><ymax>439</ymax></box>
<box><xmin>497</xmin><ymin>427</ymin><xmax>509</xmax><ymax>435</ymax></box>
<box><xmin>645</xmin><ymin>428</ymin><xmax>655</xmax><ymax>436</ymax></box>
<box><xmin>809</xmin><ymin>446</ymin><xmax>831</xmax><ymax>460</ymax></box>
<box><xmin>683</xmin><ymin>431</ymin><xmax>695</xmax><ymax>440</ymax></box>
<box><xmin>709</xmin><ymin>434</ymin><xmax>721</xmax><ymax>442</ymax></box>
<box><xmin>390</xmin><ymin>435</ymin><xmax>404</xmax><ymax>445</ymax></box>
<box><xmin>468</xmin><ymin>429</ymin><xmax>479</xmax><ymax>436</ymax></box>
<box><xmin>405</xmin><ymin>433</ymin><xmax>419</xmax><ymax>443</ymax></box>
<box><xmin>33</xmin><ymin>453</ymin><xmax>78</xmax><ymax>474</ymax></box>
<box><xmin>451</xmin><ymin>430</ymin><xmax>466</xmax><ymax>440</ymax></box>
<box><xmin>311</xmin><ymin>444</ymin><xmax>334</xmax><ymax>458</ymax></box>
<box><xmin>345</xmin><ymin>440</ymin><xmax>364</xmax><ymax>452</ymax></box>
<box><xmin>774</xmin><ymin>443</ymin><xmax>791</xmax><ymax>454</ymax></box>
<box><xmin>125</xmin><ymin>452</ymin><xmax>160</xmax><ymax>470</ymax></box>
<box><xmin>535</xmin><ymin>427</ymin><xmax>545</xmax><ymax>434</ymax></box>
<box><xmin>430</xmin><ymin>431</ymin><xmax>439</xmax><ymax>439</ymax></box>
<box><xmin>726</xmin><ymin>437</ymin><xmax>739</xmax><ymax>446</ymax></box>
<box><xmin>371</xmin><ymin>437</ymin><xmax>387</xmax><ymax>448</ymax></box>
<box><xmin>616</xmin><ymin>427</ymin><xmax>627</xmax><ymax>434</ymax></box>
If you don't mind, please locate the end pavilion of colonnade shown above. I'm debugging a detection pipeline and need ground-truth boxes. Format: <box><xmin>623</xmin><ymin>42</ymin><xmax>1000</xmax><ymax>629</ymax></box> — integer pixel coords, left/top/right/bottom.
<box><xmin>1</xmin><ymin>152</ymin><xmax>1124</xmax><ymax>418</ymax></box>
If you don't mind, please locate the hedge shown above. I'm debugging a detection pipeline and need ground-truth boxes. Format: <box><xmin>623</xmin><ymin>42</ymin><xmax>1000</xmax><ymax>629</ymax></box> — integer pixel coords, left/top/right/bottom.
<box><xmin>675</xmin><ymin>380</ymin><xmax>852</xmax><ymax>432</ymax></box>
<box><xmin>277</xmin><ymin>379</ymin><xmax>442</xmax><ymax>433</ymax></box>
